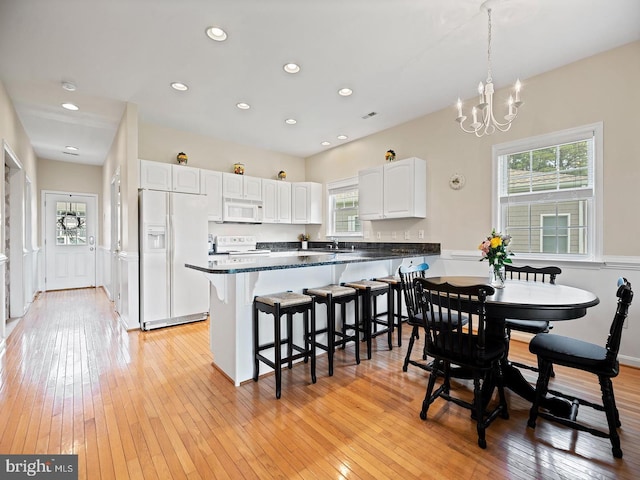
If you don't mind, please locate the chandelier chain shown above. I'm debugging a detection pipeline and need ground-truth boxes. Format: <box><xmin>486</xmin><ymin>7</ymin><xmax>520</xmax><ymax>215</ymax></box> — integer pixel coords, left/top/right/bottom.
<box><xmin>486</xmin><ymin>8</ymin><xmax>492</xmax><ymax>83</ymax></box>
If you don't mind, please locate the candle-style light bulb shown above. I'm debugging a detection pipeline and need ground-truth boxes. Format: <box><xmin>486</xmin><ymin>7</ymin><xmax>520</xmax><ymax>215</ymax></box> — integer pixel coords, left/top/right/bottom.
<box><xmin>508</xmin><ymin>95</ymin><xmax>514</xmax><ymax>116</ymax></box>
<box><xmin>515</xmin><ymin>79</ymin><xmax>522</xmax><ymax>102</ymax></box>
<box><xmin>456</xmin><ymin>98</ymin><xmax>463</xmax><ymax>117</ymax></box>
<box><xmin>472</xmin><ymin>106</ymin><xmax>478</xmax><ymax>124</ymax></box>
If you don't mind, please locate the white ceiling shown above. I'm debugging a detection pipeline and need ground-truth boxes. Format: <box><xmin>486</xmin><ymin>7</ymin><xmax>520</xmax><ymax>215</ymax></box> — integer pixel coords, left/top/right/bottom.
<box><xmin>0</xmin><ymin>0</ymin><xmax>638</xmax><ymax>166</ymax></box>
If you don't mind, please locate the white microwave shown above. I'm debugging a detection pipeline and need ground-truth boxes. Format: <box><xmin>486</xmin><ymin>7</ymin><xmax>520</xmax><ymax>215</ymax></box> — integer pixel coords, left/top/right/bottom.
<box><xmin>223</xmin><ymin>198</ymin><xmax>263</xmax><ymax>223</ymax></box>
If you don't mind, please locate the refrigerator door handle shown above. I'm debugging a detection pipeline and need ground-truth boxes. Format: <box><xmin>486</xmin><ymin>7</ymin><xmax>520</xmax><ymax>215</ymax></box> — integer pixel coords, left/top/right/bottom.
<box><xmin>167</xmin><ymin>213</ymin><xmax>173</xmax><ymax>316</ymax></box>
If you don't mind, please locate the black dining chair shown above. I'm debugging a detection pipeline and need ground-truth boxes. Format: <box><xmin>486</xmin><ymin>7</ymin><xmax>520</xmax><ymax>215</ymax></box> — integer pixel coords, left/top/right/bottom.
<box><xmin>527</xmin><ymin>277</ymin><xmax>633</xmax><ymax>458</ymax></box>
<box><xmin>398</xmin><ymin>262</ymin><xmax>430</xmax><ymax>371</ymax></box>
<box><xmin>414</xmin><ymin>277</ymin><xmax>508</xmax><ymax>449</ymax></box>
<box><xmin>504</xmin><ymin>264</ymin><xmax>562</xmax><ymax>373</ymax></box>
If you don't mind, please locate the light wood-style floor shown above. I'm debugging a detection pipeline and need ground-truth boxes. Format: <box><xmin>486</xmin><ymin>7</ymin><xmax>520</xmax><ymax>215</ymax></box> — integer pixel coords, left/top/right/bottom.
<box><xmin>1</xmin><ymin>288</ymin><xmax>639</xmax><ymax>479</ymax></box>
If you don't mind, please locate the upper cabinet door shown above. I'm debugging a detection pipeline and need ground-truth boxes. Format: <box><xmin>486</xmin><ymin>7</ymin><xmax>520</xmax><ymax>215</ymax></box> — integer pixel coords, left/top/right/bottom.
<box><xmin>140</xmin><ymin>159</ymin><xmax>171</xmax><ymax>191</ymax></box>
<box><xmin>276</xmin><ymin>181</ymin><xmax>292</xmax><ymax>223</ymax></box>
<box><xmin>292</xmin><ymin>182</ymin><xmax>321</xmax><ymax>224</ymax></box>
<box><xmin>243</xmin><ymin>176</ymin><xmax>262</xmax><ymax>201</ymax></box>
<box><xmin>222</xmin><ymin>172</ymin><xmax>244</xmax><ymax>199</ymax></box>
<box><xmin>201</xmin><ymin>170</ymin><xmax>223</xmax><ymax>221</ymax></box>
<box><xmin>383</xmin><ymin>160</ymin><xmax>414</xmax><ymax>218</ymax></box>
<box><xmin>383</xmin><ymin>157</ymin><xmax>426</xmax><ymax>219</ymax></box>
<box><xmin>172</xmin><ymin>165</ymin><xmax>200</xmax><ymax>193</ymax></box>
<box><xmin>358</xmin><ymin>166</ymin><xmax>384</xmax><ymax>220</ymax></box>
<box><xmin>262</xmin><ymin>179</ymin><xmax>278</xmax><ymax>223</ymax></box>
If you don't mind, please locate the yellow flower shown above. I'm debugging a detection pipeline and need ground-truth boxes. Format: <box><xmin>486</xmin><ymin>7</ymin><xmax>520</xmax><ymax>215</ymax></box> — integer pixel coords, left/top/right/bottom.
<box><xmin>490</xmin><ymin>236</ymin><xmax>502</xmax><ymax>249</ymax></box>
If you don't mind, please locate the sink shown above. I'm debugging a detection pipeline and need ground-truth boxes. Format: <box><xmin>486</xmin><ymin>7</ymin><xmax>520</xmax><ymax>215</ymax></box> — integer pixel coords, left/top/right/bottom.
<box><xmin>268</xmin><ymin>250</ymin><xmax>333</xmax><ymax>258</ymax></box>
<box><xmin>307</xmin><ymin>248</ymin><xmax>356</xmax><ymax>254</ymax></box>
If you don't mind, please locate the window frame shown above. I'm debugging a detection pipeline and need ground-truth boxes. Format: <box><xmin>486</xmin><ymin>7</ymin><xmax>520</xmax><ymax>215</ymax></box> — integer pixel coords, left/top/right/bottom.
<box><xmin>326</xmin><ymin>176</ymin><xmax>362</xmax><ymax>238</ymax></box>
<box><xmin>492</xmin><ymin>122</ymin><xmax>603</xmax><ymax>262</ymax></box>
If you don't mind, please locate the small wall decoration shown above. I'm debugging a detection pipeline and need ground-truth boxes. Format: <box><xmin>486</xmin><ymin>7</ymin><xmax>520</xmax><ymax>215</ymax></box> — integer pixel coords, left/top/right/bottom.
<box><xmin>278</xmin><ymin>170</ymin><xmax>287</xmax><ymax>180</ymax></box>
<box><xmin>385</xmin><ymin>149</ymin><xmax>396</xmax><ymax>162</ymax></box>
<box><xmin>449</xmin><ymin>173</ymin><xmax>466</xmax><ymax>190</ymax></box>
<box><xmin>233</xmin><ymin>163</ymin><xmax>245</xmax><ymax>175</ymax></box>
<box><xmin>176</xmin><ymin>152</ymin><xmax>188</xmax><ymax>165</ymax></box>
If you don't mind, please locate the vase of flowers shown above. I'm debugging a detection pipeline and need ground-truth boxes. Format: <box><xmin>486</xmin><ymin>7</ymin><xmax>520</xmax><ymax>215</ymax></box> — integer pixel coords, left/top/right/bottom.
<box><xmin>298</xmin><ymin>233</ymin><xmax>310</xmax><ymax>250</ymax></box>
<box><xmin>478</xmin><ymin>229</ymin><xmax>513</xmax><ymax>288</ymax></box>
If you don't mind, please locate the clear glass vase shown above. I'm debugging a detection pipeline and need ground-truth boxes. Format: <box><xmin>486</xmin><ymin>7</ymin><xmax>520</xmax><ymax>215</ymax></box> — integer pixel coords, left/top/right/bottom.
<box><xmin>490</xmin><ymin>264</ymin><xmax>506</xmax><ymax>289</ymax></box>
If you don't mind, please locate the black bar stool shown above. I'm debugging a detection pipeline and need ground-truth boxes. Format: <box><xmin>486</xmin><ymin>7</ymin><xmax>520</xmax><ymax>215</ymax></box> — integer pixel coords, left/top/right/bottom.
<box><xmin>304</xmin><ymin>284</ymin><xmax>360</xmax><ymax>376</ymax></box>
<box><xmin>374</xmin><ymin>274</ymin><xmax>406</xmax><ymax>346</ymax></box>
<box><xmin>253</xmin><ymin>291</ymin><xmax>316</xmax><ymax>399</ymax></box>
<box><xmin>344</xmin><ymin>279</ymin><xmax>392</xmax><ymax>359</ymax></box>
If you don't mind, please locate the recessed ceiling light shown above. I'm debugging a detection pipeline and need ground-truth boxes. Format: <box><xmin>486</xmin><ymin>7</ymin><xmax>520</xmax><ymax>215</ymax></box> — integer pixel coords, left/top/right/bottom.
<box><xmin>206</xmin><ymin>26</ymin><xmax>228</xmax><ymax>42</ymax></box>
<box><xmin>285</xmin><ymin>118</ymin><xmax>297</xmax><ymax>125</ymax></box>
<box><xmin>171</xmin><ymin>82</ymin><xmax>189</xmax><ymax>91</ymax></box>
<box><xmin>338</xmin><ymin>88</ymin><xmax>353</xmax><ymax>96</ymax></box>
<box><xmin>321</xmin><ymin>141</ymin><xmax>331</xmax><ymax>146</ymax></box>
<box><xmin>65</xmin><ymin>145</ymin><xmax>79</xmax><ymax>151</ymax></box>
<box><xmin>61</xmin><ymin>103</ymin><xmax>79</xmax><ymax>111</ymax></box>
<box><xmin>283</xmin><ymin>63</ymin><xmax>300</xmax><ymax>74</ymax></box>
<box><xmin>236</xmin><ymin>102</ymin><xmax>251</xmax><ymax>110</ymax></box>
<box><xmin>337</xmin><ymin>134</ymin><xmax>348</xmax><ymax>140</ymax></box>
<box><xmin>61</xmin><ymin>81</ymin><xmax>77</xmax><ymax>92</ymax></box>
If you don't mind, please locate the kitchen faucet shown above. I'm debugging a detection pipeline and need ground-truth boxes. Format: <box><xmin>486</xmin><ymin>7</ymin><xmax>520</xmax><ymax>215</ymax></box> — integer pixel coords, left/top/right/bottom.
<box><xmin>327</xmin><ymin>237</ymin><xmax>340</xmax><ymax>249</ymax></box>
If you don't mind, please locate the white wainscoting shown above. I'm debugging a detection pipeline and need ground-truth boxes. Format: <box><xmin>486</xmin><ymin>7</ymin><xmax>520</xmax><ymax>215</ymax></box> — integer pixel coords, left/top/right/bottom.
<box><xmin>97</xmin><ymin>246</ymin><xmax>112</xmax><ymax>299</ymax></box>
<box><xmin>118</xmin><ymin>251</ymin><xmax>139</xmax><ymax>331</ymax></box>
<box><xmin>22</xmin><ymin>248</ymin><xmax>39</xmax><ymax>313</ymax></box>
<box><xmin>0</xmin><ymin>253</ymin><xmax>6</xmax><ymax>355</ymax></box>
<box><xmin>429</xmin><ymin>251</ymin><xmax>640</xmax><ymax>368</ymax></box>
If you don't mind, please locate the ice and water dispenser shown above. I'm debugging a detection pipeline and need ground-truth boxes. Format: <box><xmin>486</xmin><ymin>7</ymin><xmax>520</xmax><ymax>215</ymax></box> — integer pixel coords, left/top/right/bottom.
<box><xmin>145</xmin><ymin>225</ymin><xmax>166</xmax><ymax>250</ymax></box>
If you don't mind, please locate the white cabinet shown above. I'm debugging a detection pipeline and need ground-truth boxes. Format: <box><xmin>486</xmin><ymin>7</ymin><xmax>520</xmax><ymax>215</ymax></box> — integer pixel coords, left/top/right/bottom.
<box><xmin>140</xmin><ymin>159</ymin><xmax>171</xmax><ymax>191</ymax></box>
<box><xmin>358</xmin><ymin>166</ymin><xmax>384</xmax><ymax>220</ymax></box>
<box><xmin>172</xmin><ymin>165</ymin><xmax>200</xmax><ymax>193</ymax></box>
<box><xmin>262</xmin><ymin>179</ymin><xmax>292</xmax><ymax>223</ymax></box>
<box><xmin>139</xmin><ymin>159</ymin><xmax>200</xmax><ymax>194</ymax></box>
<box><xmin>292</xmin><ymin>182</ymin><xmax>322</xmax><ymax>224</ymax></box>
<box><xmin>222</xmin><ymin>173</ymin><xmax>262</xmax><ymax>201</ymax></box>
<box><xmin>358</xmin><ymin>157</ymin><xmax>426</xmax><ymax>220</ymax></box>
<box><xmin>200</xmin><ymin>170</ymin><xmax>223</xmax><ymax>222</ymax></box>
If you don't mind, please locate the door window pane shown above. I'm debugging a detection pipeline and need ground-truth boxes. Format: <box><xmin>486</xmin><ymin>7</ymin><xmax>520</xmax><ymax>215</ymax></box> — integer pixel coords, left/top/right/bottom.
<box><xmin>56</xmin><ymin>201</ymin><xmax>87</xmax><ymax>245</ymax></box>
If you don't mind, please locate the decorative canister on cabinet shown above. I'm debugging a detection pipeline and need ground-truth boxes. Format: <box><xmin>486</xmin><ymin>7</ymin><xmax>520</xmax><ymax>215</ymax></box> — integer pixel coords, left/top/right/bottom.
<box><xmin>278</xmin><ymin>170</ymin><xmax>287</xmax><ymax>180</ymax></box>
<box><xmin>385</xmin><ymin>149</ymin><xmax>396</xmax><ymax>162</ymax></box>
<box><xmin>176</xmin><ymin>152</ymin><xmax>188</xmax><ymax>165</ymax></box>
<box><xmin>233</xmin><ymin>163</ymin><xmax>245</xmax><ymax>175</ymax></box>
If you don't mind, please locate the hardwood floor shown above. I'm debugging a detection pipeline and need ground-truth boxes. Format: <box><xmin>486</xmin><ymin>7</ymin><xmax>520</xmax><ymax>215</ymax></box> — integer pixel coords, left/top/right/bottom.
<box><xmin>1</xmin><ymin>288</ymin><xmax>639</xmax><ymax>479</ymax></box>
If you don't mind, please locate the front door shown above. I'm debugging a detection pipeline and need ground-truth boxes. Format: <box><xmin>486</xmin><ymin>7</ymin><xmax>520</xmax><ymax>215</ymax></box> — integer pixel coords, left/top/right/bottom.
<box><xmin>44</xmin><ymin>193</ymin><xmax>97</xmax><ymax>290</ymax></box>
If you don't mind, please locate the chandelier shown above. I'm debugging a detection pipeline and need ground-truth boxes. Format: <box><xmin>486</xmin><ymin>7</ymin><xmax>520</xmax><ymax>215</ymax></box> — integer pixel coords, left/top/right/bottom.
<box><xmin>455</xmin><ymin>1</ymin><xmax>523</xmax><ymax>137</ymax></box>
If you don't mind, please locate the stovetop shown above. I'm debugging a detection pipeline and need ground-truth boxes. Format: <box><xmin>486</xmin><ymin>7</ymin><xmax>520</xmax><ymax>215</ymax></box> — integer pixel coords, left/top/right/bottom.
<box><xmin>214</xmin><ymin>235</ymin><xmax>271</xmax><ymax>255</ymax></box>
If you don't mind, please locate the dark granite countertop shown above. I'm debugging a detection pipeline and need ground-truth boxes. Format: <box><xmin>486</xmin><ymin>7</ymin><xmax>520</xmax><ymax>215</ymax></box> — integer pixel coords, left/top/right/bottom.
<box><xmin>187</xmin><ymin>242</ymin><xmax>439</xmax><ymax>274</ymax></box>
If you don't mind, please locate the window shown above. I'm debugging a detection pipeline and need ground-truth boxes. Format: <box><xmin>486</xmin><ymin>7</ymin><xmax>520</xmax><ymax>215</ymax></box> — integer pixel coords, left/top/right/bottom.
<box><xmin>56</xmin><ymin>201</ymin><xmax>87</xmax><ymax>245</ymax></box>
<box><xmin>494</xmin><ymin>123</ymin><xmax>602</xmax><ymax>260</ymax></box>
<box><xmin>327</xmin><ymin>177</ymin><xmax>361</xmax><ymax>237</ymax></box>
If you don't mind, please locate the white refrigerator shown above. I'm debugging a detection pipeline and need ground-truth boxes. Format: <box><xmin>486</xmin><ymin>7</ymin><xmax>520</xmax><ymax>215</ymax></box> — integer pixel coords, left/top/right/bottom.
<box><xmin>139</xmin><ymin>189</ymin><xmax>209</xmax><ymax>330</ymax></box>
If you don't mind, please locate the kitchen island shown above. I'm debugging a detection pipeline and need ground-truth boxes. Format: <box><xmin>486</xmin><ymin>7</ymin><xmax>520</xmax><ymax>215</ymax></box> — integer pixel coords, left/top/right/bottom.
<box><xmin>186</xmin><ymin>244</ymin><xmax>438</xmax><ymax>385</ymax></box>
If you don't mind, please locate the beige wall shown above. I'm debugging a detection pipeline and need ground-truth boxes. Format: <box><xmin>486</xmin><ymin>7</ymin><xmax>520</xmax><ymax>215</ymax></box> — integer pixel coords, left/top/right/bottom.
<box><xmin>139</xmin><ymin>122</ymin><xmax>308</xmax><ymax>242</ymax></box>
<box><xmin>305</xmin><ymin>41</ymin><xmax>640</xmax><ymax>257</ymax></box>
<box><xmin>139</xmin><ymin>122</ymin><xmax>305</xmax><ymax>181</ymax></box>
<box><xmin>36</xmin><ymin>158</ymin><xmax>102</xmax><ymax>243</ymax></box>
<box><xmin>0</xmin><ymin>81</ymin><xmax>39</xmax><ymax>249</ymax></box>
<box><xmin>101</xmin><ymin>103</ymin><xmax>137</xmax><ymax>250</ymax></box>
